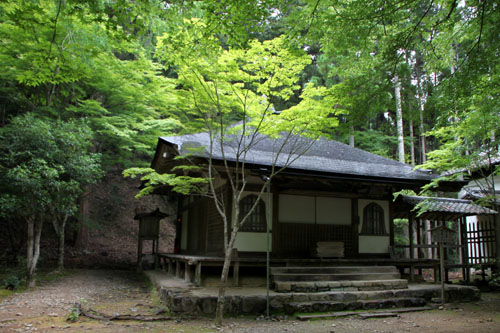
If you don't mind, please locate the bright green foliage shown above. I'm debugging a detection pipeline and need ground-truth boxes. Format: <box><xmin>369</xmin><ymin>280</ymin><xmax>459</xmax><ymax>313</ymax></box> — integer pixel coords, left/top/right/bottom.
<box><xmin>123</xmin><ymin>167</ymin><xmax>209</xmax><ymax>197</ymax></box>
<box><xmin>0</xmin><ymin>0</ymin><xmax>182</xmax><ymax>168</ymax></box>
<box><xmin>128</xmin><ymin>20</ymin><xmax>341</xmax><ymax>198</ymax></box>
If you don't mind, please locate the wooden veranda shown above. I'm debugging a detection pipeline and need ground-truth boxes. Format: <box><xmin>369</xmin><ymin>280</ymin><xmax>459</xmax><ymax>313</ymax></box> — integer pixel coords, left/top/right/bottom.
<box><xmin>156</xmin><ymin>253</ymin><xmax>440</xmax><ymax>287</ymax></box>
<box><xmin>393</xmin><ymin>195</ymin><xmax>498</xmax><ymax>282</ymax></box>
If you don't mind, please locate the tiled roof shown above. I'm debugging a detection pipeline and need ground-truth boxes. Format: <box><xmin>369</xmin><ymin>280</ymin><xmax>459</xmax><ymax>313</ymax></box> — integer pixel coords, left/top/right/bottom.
<box><xmin>441</xmin><ymin>154</ymin><xmax>500</xmax><ymax>177</ymax></box>
<box><xmin>400</xmin><ymin>195</ymin><xmax>497</xmax><ymax>216</ymax></box>
<box><xmin>159</xmin><ymin>131</ymin><xmax>436</xmax><ymax>182</ymax></box>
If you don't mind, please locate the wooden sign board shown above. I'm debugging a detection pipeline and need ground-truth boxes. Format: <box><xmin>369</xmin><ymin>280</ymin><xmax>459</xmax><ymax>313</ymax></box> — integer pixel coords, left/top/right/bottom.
<box><xmin>139</xmin><ymin>217</ymin><xmax>160</xmax><ymax>239</ymax></box>
<box><xmin>430</xmin><ymin>225</ymin><xmax>456</xmax><ymax>244</ymax></box>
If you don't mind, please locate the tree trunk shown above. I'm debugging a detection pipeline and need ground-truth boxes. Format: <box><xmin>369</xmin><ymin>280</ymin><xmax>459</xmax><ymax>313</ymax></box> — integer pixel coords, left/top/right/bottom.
<box><xmin>26</xmin><ymin>217</ymin><xmax>43</xmax><ymax>288</ymax></box>
<box><xmin>75</xmin><ymin>187</ymin><xmax>90</xmax><ymax>250</ymax></box>
<box><xmin>215</xmin><ymin>229</ymin><xmax>238</xmax><ymax>325</ymax></box>
<box><xmin>409</xmin><ymin>119</ymin><xmax>415</xmax><ymax>167</ymax></box>
<box><xmin>415</xmin><ymin>51</ymin><xmax>427</xmax><ymax>164</ymax></box>
<box><xmin>56</xmin><ymin>214</ymin><xmax>68</xmax><ymax>271</ymax></box>
<box><xmin>419</xmin><ymin>101</ymin><xmax>426</xmax><ymax>163</ymax></box>
<box><xmin>349</xmin><ymin>126</ymin><xmax>355</xmax><ymax>147</ymax></box>
<box><xmin>394</xmin><ymin>74</ymin><xmax>405</xmax><ymax>163</ymax></box>
<box><xmin>26</xmin><ymin>217</ymin><xmax>34</xmax><ymax>281</ymax></box>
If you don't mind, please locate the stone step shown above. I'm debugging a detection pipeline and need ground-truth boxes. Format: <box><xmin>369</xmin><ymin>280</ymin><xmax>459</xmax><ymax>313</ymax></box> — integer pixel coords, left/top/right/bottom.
<box><xmin>275</xmin><ymin>279</ymin><xmax>408</xmax><ymax>292</ymax></box>
<box><xmin>270</xmin><ymin>266</ymin><xmax>399</xmax><ymax>275</ymax></box>
<box><xmin>273</xmin><ymin>272</ymin><xmax>401</xmax><ymax>282</ymax></box>
<box><xmin>283</xmin><ymin>297</ymin><xmax>427</xmax><ymax>315</ymax></box>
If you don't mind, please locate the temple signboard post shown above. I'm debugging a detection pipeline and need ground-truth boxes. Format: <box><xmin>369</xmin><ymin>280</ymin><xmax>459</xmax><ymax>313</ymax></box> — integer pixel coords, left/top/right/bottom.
<box><xmin>134</xmin><ymin>208</ymin><xmax>169</xmax><ymax>271</ymax></box>
<box><xmin>431</xmin><ymin>224</ymin><xmax>456</xmax><ymax>305</ymax></box>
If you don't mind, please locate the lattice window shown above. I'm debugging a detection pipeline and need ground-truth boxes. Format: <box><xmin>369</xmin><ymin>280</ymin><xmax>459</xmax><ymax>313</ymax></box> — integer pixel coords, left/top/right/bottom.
<box><xmin>361</xmin><ymin>202</ymin><xmax>387</xmax><ymax>235</ymax></box>
<box><xmin>239</xmin><ymin>195</ymin><xmax>266</xmax><ymax>232</ymax></box>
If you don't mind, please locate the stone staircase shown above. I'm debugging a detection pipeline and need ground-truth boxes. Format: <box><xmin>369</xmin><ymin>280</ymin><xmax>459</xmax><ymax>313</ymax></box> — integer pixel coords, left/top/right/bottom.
<box><xmin>271</xmin><ymin>265</ymin><xmax>432</xmax><ymax>315</ymax></box>
<box><xmin>272</xmin><ymin>265</ymin><xmax>408</xmax><ymax>293</ymax></box>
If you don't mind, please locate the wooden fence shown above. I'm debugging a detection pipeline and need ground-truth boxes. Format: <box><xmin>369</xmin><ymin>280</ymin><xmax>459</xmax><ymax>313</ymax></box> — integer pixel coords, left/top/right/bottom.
<box><xmin>466</xmin><ymin>217</ymin><xmax>497</xmax><ymax>265</ymax></box>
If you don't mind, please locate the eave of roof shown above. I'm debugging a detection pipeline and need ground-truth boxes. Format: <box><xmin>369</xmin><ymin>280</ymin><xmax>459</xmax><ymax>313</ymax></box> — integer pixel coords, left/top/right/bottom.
<box><xmin>394</xmin><ymin>195</ymin><xmax>497</xmax><ymax>220</ymax></box>
<box><xmin>157</xmin><ymin>132</ymin><xmax>437</xmax><ymax>183</ymax></box>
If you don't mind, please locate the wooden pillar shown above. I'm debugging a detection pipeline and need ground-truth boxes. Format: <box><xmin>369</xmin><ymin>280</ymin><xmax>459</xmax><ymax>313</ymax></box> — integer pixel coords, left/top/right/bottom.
<box><xmin>459</xmin><ymin>217</ymin><xmax>466</xmax><ymax>281</ymax></box>
<box><xmin>416</xmin><ymin>219</ymin><xmax>422</xmax><ymax>276</ymax></box>
<box><xmin>184</xmin><ymin>262</ymin><xmax>192</xmax><ymax>282</ymax></box>
<box><xmin>195</xmin><ymin>262</ymin><xmax>202</xmax><ymax>286</ymax></box>
<box><xmin>272</xmin><ymin>191</ymin><xmax>279</xmax><ymax>255</ymax></box>
<box><xmin>176</xmin><ymin>260</ymin><xmax>181</xmax><ymax>278</ymax></box>
<box><xmin>153</xmin><ymin>240</ymin><xmax>159</xmax><ymax>269</ymax></box>
<box><xmin>389</xmin><ymin>199</ymin><xmax>395</xmax><ymax>247</ymax></box>
<box><xmin>233</xmin><ymin>262</ymin><xmax>240</xmax><ymax>287</ymax></box>
<box><xmin>137</xmin><ymin>238</ymin><xmax>143</xmax><ymax>272</ymax></box>
<box><xmin>408</xmin><ymin>212</ymin><xmax>414</xmax><ymax>282</ymax></box>
<box><xmin>168</xmin><ymin>259</ymin><xmax>173</xmax><ymax>275</ymax></box>
<box><xmin>352</xmin><ymin>198</ymin><xmax>359</xmax><ymax>257</ymax></box>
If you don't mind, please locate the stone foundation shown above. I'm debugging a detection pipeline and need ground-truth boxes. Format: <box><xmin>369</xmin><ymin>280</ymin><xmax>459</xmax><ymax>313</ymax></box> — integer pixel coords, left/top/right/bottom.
<box><xmin>158</xmin><ymin>284</ymin><xmax>480</xmax><ymax>315</ymax></box>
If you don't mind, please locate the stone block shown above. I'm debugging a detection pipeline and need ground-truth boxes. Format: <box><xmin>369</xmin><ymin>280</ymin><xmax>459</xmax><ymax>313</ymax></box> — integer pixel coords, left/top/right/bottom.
<box><xmin>315</xmin><ymin>282</ymin><xmax>329</xmax><ymax>289</ymax></box>
<box><xmin>275</xmin><ymin>282</ymin><xmax>291</xmax><ymax>292</ymax></box>
<box><xmin>181</xmin><ymin>296</ymin><xmax>199</xmax><ymax>313</ymax></box>
<box><xmin>362</xmin><ymin>300</ymin><xmax>380</xmax><ymax>310</ymax></box>
<box><xmin>242</xmin><ymin>295</ymin><xmax>266</xmax><ymax>314</ymax></box>
<box><xmin>327</xmin><ymin>302</ymin><xmax>345</xmax><ymax>311</ymax></box>
<box><xmin>170</xmin><ymin>296</ymin><xmax>183</xmax><ymax>312</ymax></box>
<box><xmin>345</xmin><ymin>300</ymin><xmax>363</xmax><ymax>310</ymax></box>
<box><xmin>232</xmin><ymin>296</ymin><xmax>244</xmax><ymax>314</ymax></box>
<box><xmin>327</xmin><ymin>281</ymin><xmax>342</xmax><ymax>289</ymax></box>
<box><xmin>270</xmin><ymin>295</ymin><xmax>290</xmax><ymax>311</ymax></box>
<box><xmin>327</xmin><ymin>293</ymin><xmax>344</xmax><ymax>302</ymax></box>
<box><xmin>200</xmin><ymin>296</ymin><xmax>217</xmax><ymax>314</ymax></box>
<box><xmin>312</xmin><ymin>301</ymin><xmax>330</xmax><ymax>312</ymax></box>
<box><xmin>342</xmin><ymin>292</ymin><xmax>358</xmax><ymax>301</ymax></box>
<box><xmin>292</xmin><ymin>294</ymin><xmax>309</xmax><ymax>302</ymax></box>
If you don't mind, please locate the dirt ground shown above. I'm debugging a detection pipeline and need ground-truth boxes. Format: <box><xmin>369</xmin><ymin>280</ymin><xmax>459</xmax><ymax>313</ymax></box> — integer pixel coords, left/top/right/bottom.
<box><xmin>0</xmin><ymin>269</ymin><xmax>499</xmax><ymax>333</ymax></box>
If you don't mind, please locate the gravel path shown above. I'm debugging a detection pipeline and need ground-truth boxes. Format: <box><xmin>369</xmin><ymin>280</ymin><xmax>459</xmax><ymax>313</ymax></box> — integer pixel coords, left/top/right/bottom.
<box><xmin>0</xmin><ymin>269</ymin><xmax>151</xmax><ymax>332</ymax></box>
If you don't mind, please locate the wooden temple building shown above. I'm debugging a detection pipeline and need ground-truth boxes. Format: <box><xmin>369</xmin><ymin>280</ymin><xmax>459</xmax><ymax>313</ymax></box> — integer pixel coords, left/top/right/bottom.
<box><xmin>148</xmin><ymin>130</ymin><xmax>498</xmax><ymax>287</ymax></box>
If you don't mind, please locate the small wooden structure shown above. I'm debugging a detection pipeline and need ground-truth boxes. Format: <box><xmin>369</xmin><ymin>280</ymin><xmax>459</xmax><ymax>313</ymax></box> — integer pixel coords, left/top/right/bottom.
<box><xmin>393</xmin><ymin>195</ymin><xmax>497</xmax><ymax>282</ymax></box>
<box><xmin>134</xmin><ymin>208</ymin><xmax>169</xmax><ymax>271</ymax></box>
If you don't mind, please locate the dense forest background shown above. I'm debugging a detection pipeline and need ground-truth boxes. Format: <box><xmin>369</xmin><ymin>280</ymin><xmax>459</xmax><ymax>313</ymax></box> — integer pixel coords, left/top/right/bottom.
<box><xmin>0</xmin><ymin>0</ymin><xmax>498</xmax><ymax>284</ymax></box>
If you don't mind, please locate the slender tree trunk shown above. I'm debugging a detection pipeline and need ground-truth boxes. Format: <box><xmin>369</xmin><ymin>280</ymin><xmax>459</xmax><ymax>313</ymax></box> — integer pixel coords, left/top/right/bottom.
<box><xmin>409</xmin><ymin>119</ymin><xmax>415</xmax><ymax>167</ymax></box>
<box><xmin>415</xmin><ymin>53</ymin><xmax>427</xmax><ymax>164</ymax></box>
<box><xmin>419</xmin><ymin>101</ymin><xmax>426</xmax><ymax>163</ymax></box>
<box><xmin>26</xmin><ymin>217</ymin><xmax>34</xmax><ymax>279</ymax></box>
<box><xmin>215</xmin><ymin>229</ymin><xmax>238</xmax><ymax>325</ymax></box>
<box><xmin>393</xmin><ymin>74</ymin><xmax>405</xmax><ymax>163</ymax></box>
<box><xmin>75</xmin><ymin>187</ymin><xmax>90</xmax><ymax>250</ymax></box>
<box><xmin>349</xmin><ymin>126</ymin><xmax>355</xmax><ymax>147</ymax></box>
<box><xmin>55</xmin><ymin>214</ymin><xmax>68</xmax><ymax>271</ymax></box>
<box><xmin>26</xmin><ymin>217</ymin><xmax>43</xmax><ymax>288</ymax></box>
